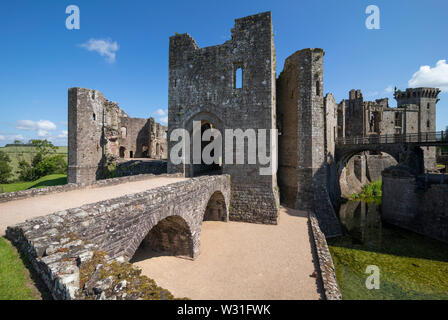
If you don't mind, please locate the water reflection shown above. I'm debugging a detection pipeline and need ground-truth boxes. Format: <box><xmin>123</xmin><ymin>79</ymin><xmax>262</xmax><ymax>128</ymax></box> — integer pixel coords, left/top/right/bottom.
<box><xmin>338</xmin><ymin>201</ymin><xmax>382</xmax><ymax>249</ymax></box>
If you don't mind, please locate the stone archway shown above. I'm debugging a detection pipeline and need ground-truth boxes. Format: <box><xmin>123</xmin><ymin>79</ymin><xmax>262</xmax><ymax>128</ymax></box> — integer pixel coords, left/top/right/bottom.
<box><xmin>119</xmin><ymin>146</ymin><xmax>126</xmax><ymax>158</ymax></box>
<box><xmin>133</xmin><ymin>215</ymin><xmax>194</xmax><ymax>260</ymax></box>
<box><xmin>337</xmin><ymin>151</ymin><xmax>397</xmax><ymax>198</ymax></box>
<box><xmin>183</xmin><ymin>111</ymin><xmax>224</xmax><ymax>177</ymax></box>
<box><xmin>203</xmin><ymin>191</ymin><xmax>227</xmax><ymax>221</ymax></box>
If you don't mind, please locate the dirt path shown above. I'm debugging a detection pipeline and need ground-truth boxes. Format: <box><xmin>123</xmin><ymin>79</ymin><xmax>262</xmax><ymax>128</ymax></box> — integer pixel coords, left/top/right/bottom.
<box><xmin>132</xmin><ymin>207</ymin><xmax>321</xmax><ymax>300</ymax></box>
<box><xmin>0</xmin><ymin>177</ymin><xmax>186</xmax><ymax>235</ymax></box>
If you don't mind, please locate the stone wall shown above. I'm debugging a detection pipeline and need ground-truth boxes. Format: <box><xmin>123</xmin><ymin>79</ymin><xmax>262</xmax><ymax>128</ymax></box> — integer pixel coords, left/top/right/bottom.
<box><xmin>308</xmin><ymin>212</ymin><xmax>342</xmax><ymax>300</ymax></box>
<box><xmin>6</xmin><ymin>175</ymin><xmax>231</xmax><ymax>299</ymax></box>
<box><xmin>382</xmin><ymin>169</ymin><xmax>448</xmax><ymax>243</ymax></box>
<box><xmin>0</xmin><ymin>172</ymin><xmax>179</xmax><ymax>204</ymax></box>
<box><xmin>277</xmin><ymin>49</ymin><xmax>341</xmax><ymax>237</ymax></box>
<box><xmin>68</xmin><ymin>88</ymin><xmax>167</xmax><ymax>184</ymax></box>
<box><xmin>167</xmin><ymin>12</ymin><xmax>279</xmax><ymax>224</ymax></box>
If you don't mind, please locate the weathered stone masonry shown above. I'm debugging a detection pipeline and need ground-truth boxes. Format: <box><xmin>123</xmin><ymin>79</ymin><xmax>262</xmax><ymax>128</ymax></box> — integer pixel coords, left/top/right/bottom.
<box><xmin>382</xmin><ymin>169</ymin><xmax>448</xmax><ymax>243</ymax></box>
<box><xmin>68</xmin><ymin>88</ymin><xmax>167</xmax><ymax>185</ymax></box>
<box><xmin>277</xmin><ymin>49</ymin><xmax>341</xmax><ymax>237</ymax></box>
<box><xmin>6</xmin><ymin>175</ymin><xmax>231</xmax><ymax>299</ymax></box>
<box><xmin>168</xmin><ymin>12</ymin><xmax>279</xmax><ymax>224</ymax></box>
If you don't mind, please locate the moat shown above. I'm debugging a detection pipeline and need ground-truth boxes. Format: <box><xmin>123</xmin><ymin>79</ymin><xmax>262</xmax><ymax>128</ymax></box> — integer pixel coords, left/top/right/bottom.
<box><xmin>329</xmin><ymin>199</ymin><xmax>448</xmax><ymax>300</ymax></box>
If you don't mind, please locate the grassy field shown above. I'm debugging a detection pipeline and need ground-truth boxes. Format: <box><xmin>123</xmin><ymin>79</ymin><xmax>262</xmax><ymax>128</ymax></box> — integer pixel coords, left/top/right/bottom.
<box><xmin>0</xmin><ymin>174</ymin><xmax>67</xmax><ymax>193</ymax></box>
<box><xmin>0</xmin><ymin>145</ymin><xmax>67</xmax><ymax>180</ymax></box>
<box><xmin>0</xmin><ymin>237</ymin><xmax>41</xmax><ymax>300</ymax></box>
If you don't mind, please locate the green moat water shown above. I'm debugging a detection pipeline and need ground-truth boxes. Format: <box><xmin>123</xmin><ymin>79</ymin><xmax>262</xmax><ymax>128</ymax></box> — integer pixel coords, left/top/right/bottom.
<box><xmin>328</xmin><ymin>200</ymin><xmax>448</xmax><ymax>300</ymax></box>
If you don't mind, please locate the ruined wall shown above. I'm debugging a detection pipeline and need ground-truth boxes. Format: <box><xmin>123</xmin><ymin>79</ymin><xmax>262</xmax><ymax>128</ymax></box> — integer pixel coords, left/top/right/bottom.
<box><xmin>119</xmin><ymin>117</ymin><xmax>149</xmax><ymax>158</ymax></box>
<box><xmin>68</xmin><ymin>88</ymin><xmax>108</xmax><ymax>184</ymax></box>
<box><xmin>168</xmin><ymin>12</ymin><xmax>279</xmax><ymax>224</ymax></box>
<box><xmin>277</xmin><ymin>48</ymin><xmax>325</xmax><ymax>211</ymax></box>
<box><xmin>148</xmin><ymin>118</ymin><xmax>168</xmax><ymax>159</ymax></box>
<box><xmin>382</xmin><ymin>170</ymin><xmax>448</xmax><ymax>243</ymax></box>
<box><xmin>277</xmin><ymin>48</ymin><xmax>341</xmax><ymax>237</ymax></box>
<box><xmin>68</xmin><ymin>88</ymin><xmax>168</xmax><ymax>184</ymax></box>
<box><xmin>324</xmin><ymin>94</ymin><xmax>339</xmax><ymax>203</ymax></box>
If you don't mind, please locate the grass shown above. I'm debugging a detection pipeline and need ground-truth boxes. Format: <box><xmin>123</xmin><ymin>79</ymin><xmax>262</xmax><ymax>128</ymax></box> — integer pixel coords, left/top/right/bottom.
<box><xmin>0</xmin><ymin>174</ymin><xmax>67</xmax><ymax>193</ymax></box>
<box><xmin>0</xmin><ymin>237</ymin><xmax>40</xmax><ymax>300</ymax></box>
<box><xmin>350</xmin><ymin>179</ymin><xmax>382</xmax><ymax>203</ymax></box>
<box><xmin>0</xmin><ymin>145</ymin><xmax>67</xmax><ymax>180</ymax></box>
<box><xmin>328</xmin><ymin>224</ymin><xmax>448</xmax><ymax>300</ymax></box>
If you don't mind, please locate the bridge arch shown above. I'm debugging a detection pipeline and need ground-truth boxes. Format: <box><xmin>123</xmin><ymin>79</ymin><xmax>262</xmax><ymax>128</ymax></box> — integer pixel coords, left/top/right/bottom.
<box><xmin>334</xmin><ymin>144</ymin><xmax>425</xmax><ymax>199</ymax></box>
<box><xmin>126</xmin><ymin>176</ymin><xmax>231</xmax><ymax>262</ymax></box>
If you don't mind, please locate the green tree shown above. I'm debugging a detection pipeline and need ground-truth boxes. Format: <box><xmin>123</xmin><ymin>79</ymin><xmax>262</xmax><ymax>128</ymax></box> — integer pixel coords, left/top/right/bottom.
<box><xmin>16</xmin><ymin>139</ymin><xmax>67</xmax><ymax>181</ymax></box>
<box><xmin>0</xmin><ymin>151</ymin><xmax>12</xmax><ymax>183</ymax></box>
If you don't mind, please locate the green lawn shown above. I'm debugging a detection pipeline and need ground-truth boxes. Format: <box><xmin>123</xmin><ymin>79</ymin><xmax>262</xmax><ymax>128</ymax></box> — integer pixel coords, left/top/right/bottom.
<box><xmin>0</xmin><ymin>145</ymin><xmax>67</xmax><ymax>180</ymax></box>
<box><xmin>0</xmin><ymin>237</ymin><xmax>40</xmax><ymax>300</ymax></box>
<box><xmin>0</xmin><ymin>174</ymin><xmax>67</xmax><ymax>193</ymax></box>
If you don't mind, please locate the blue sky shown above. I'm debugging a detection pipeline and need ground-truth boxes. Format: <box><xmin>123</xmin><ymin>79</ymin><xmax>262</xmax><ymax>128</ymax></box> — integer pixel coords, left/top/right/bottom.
<box><xmin>0</xmin><ymin>0</ymin><xmax>447</xmax><ymax>146</ymax></box>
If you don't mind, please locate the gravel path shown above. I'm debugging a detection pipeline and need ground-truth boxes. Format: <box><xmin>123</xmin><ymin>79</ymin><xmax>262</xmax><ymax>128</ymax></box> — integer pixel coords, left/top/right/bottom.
<box><xmin>132</xmin><ymin>206</ymin><xmax>322</xmax><ymax>300</ymax></box>
<box><xmin>0</xmin><ymin>177</ymin><xmax>186</xmax><ymax>235</ymax></box>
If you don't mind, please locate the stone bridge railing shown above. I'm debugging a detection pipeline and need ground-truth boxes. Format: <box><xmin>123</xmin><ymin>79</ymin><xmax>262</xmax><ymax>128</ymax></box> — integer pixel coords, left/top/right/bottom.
<box><xmin>336</xmin><ymin>131</ymin><xmax>447</xmax><ymax>146</ymax></box>
<box><xmin>6</xmin><ymin>175</ymin><xmax>231</xmax><ymax>299</ymax></box>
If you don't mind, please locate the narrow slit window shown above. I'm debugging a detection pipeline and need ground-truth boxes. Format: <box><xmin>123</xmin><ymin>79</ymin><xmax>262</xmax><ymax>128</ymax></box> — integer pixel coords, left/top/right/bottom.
<box><xmin>316</xmin><ymin>81</ymin><xmax>320</xmax><ymax>96</ymax></box>
<box><xmin>235</xmin><ymin>67</ymin><xmax>242</xmax><ymax>89</ymax></box>
<box><xmin>92</xmin><ymin>113</ymin><xmax>96</xmax><ymax>121</ymax></box>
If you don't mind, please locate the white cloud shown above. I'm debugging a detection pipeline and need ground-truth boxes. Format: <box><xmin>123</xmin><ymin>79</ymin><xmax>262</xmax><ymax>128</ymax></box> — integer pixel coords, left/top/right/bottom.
<box><xmin>16</xmin><ymin>120</ymin><xmax>57</xmax><ymax>131</ymax></box>
<box><xmin>37</xmin><ymin>130</ymin><xmax>49</xmax><ymax>137</ymax></box>
<box><xmin>0</xmin><ymin>135</ymin><xmax>5</xmax><ymax>141</ymax></box>
<box><xmin>408</xmin><ymin>60</ymin><xmax>448</xmax><ymax>92</ymax></box>
<box><xmin>154</xmin><ymin>109</ymin><xmax>167</xmax><ymax>116</ymax></box>
<box><xmin>80</xmin><ymin>38</ymin><xmax>119</xmax><ymax>63</ymax></box>
<box><xmin>57</xmin><ymin>130</ymin><xmax>68</xmax><ymax>138</ymax></box>
<box><xmin>159</xmin><ymin>117</ymin><xmax>168</xmax><ymax>125</ymax></box>
<box><xmin>384</xmin><ymin>85</ymin><xmax>394</xmax><ymax>93</ymax></box>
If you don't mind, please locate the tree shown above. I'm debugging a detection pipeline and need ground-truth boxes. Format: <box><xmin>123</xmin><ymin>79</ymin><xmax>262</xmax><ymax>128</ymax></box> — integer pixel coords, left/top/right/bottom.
<box><xmin>16</xmin><ymin>139</ymin><xmax>67</xmax><ymax>181</ymax></box>
<box><xmin>0</xmin><ymin>151</ymin><xmax>12</xmax><ymax>183</ymax></box>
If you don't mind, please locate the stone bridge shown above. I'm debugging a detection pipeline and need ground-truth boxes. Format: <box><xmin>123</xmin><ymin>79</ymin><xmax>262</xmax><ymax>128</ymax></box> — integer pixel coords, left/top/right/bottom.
<box><xmin>335</xmin><ymin>131</ymin><xmax>448</xmax><ymax>163</ymax></box>
<box><xmin>4</xmin><ymin>174</ymin><xmax>231</xmax><ymax>299</ymax></box>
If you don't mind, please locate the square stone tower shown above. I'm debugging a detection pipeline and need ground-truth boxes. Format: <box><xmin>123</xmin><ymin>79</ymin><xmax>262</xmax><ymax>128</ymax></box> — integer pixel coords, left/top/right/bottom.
<box><xmin>167</xmin><ymin>12</ymin><xmax>279</xmax><ymax>224</ymax></box>
<box><xmin>68</xmin><ymin>88</ymin><xmax>108</xmax><ymax>184</ymax></box>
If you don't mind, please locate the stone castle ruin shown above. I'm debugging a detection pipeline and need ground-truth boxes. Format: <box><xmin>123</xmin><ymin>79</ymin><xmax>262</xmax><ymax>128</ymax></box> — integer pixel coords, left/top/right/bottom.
<box><xmin>68</xmin><ymin>88</ymin><xmax>167</xmax><ymax>184</ymax></box>
<box><xmin>67</xmin><ymin>11</ymin><xmax>441</xmax><ymax>237</ymax></box>
<box><xmin>6</xmin><ymin>11</ymin><xmax>446</xmax><ymax>301</ymax></box>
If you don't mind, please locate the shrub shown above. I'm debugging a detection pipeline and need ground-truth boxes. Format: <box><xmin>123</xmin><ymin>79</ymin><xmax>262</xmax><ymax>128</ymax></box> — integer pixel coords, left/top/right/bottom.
<box><xmin>16</xmin><ymin>140</ymin><xmax>67</xmax><ymax>181</ymax></box>
<box><xmin>0</xmin><ymin>151</ymin><xmax>12</xmax><ymax>183</ymax></box>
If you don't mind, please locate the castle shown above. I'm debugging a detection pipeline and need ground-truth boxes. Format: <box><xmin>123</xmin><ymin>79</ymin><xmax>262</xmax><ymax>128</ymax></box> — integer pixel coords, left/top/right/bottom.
<box><xmin>337</xmin><ymin>87</ymin><xmax>440</xmax><ymax>169</ymax></box>
<box><xmin>67</xmin><ymin>12</ymin><xmax>440</xmax><ymax>235</ymax></box>
<box><xmin>67</xmin><ymin>88</ymin><xmax>168</xmax><ymax>184</ymax></box>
